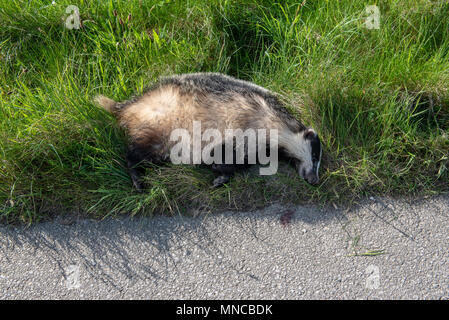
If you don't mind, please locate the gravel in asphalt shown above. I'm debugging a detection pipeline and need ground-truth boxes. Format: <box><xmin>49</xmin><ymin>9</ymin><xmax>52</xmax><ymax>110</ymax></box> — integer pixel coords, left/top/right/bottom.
<box><xmin>0</xmin><ymin>195</ymin><xmax>448</xmax><ymax>299</ymax></box>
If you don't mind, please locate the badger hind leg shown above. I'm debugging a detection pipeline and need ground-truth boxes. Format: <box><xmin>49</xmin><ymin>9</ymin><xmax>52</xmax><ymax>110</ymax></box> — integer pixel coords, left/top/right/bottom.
<box><xmin>126</xmin><ymin>146</ymin><xmax>148</xmax><ymax>192</ymax></box>
<box><xmin>128</xmin><ymin>160</ymin><xmax>144</xmax><ymax>191</ymax></box>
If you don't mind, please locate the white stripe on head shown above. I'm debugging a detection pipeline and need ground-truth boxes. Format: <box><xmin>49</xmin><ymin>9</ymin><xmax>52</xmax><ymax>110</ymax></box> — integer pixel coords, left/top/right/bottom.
<box><xmin>278</xmin><ymin>130</ymin><xmax>313</xmax><ymax>168</ymax></box>
<box><xmin>316</xmin><ymin>146</ymin><xmax>322</xmax><ymax>176</ymax></box>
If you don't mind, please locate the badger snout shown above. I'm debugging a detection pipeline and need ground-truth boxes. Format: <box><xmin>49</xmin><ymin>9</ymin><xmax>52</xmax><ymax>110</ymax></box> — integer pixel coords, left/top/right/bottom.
<box><xmin>298</xmin><ymin>167</ymin><xmax>319</xmax><ymax>185</ymax></box>
<box><xmin>305</xmin><ymin>173</ymin><xmax>319</xmax><ymax>185</ymax></box>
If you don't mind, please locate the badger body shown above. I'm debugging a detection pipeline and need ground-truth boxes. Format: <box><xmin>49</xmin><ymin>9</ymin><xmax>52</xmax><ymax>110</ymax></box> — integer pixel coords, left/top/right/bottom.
<box><xmin>96</xmin><ymin>72</ymin><xmax>321</xmax><ymax>189</ymax></box>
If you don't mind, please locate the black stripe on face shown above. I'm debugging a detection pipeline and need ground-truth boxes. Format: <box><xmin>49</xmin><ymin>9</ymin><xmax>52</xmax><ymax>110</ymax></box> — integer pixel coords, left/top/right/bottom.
<box><xmin>310</xmin><ymin>135</ymin><xmax>321</xmax><ymax>163</ymax></box>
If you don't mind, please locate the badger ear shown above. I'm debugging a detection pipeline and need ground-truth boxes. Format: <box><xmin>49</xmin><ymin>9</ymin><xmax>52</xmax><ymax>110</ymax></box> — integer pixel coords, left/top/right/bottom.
<box><xmin>304</xmin><ymin>128</ymin><xmax>316</xmax><ymax>140</ymax></box>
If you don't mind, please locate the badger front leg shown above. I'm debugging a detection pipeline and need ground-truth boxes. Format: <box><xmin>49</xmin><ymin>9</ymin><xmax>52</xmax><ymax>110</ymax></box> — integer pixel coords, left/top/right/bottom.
<box><xmin>211</xmin><ymin>163</ymin><xmax>237</xmax><ymax>188</ymax></box>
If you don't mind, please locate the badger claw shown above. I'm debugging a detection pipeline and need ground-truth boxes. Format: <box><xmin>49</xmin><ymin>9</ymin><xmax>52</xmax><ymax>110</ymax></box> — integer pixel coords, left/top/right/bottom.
<box><xmin>212</xmin><ymin>175</ymin><xmax>230</xmax><ymax>188</ymax></box>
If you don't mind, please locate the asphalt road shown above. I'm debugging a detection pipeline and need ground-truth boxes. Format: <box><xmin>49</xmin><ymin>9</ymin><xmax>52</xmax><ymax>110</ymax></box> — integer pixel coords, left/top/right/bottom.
<box><xmin>0</xmin><ymin>195</ymin><xmax>448</xmax><ymax>299</ymax></box>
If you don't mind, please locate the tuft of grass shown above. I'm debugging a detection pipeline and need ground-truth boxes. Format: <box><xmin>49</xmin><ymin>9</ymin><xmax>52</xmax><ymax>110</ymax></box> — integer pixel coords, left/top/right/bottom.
<box><xmin>350</xmin><ymin>249</ymin><xmax>386</xmax><ymax>257</ymax></box>
<box><xmin>1</xmin><ymin>0</ymin><xmax>448</xmax><ymax>224</ymax></box>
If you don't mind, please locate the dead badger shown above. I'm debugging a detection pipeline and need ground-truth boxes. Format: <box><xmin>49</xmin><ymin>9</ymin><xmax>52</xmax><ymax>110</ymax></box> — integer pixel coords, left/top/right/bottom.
<box><xmin>95</xmin><ymin>73</ymin><xmax>322</xmax><ymax>190</ymax></box>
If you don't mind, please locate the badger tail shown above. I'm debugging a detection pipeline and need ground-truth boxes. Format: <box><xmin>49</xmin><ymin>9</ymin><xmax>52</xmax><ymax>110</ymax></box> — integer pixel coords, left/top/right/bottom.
<box><xmin>94</xmin><ymin>95</ymin><xmax>119</xmax><ymax>114</ymax></box>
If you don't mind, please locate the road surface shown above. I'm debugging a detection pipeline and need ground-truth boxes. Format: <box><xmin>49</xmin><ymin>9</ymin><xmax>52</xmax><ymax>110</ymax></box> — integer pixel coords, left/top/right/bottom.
<box><xmin>0</xmin><ymin>195</ymin><xmax>448</xmax><ymax>299</ymax></box>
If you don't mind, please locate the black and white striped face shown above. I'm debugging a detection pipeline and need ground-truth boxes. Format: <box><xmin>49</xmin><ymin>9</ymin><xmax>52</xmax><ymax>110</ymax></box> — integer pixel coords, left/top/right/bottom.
<box><xmin>297</xmin><ymin>129</ymin><xmax>322</xmax><ymax>185</ymax></box>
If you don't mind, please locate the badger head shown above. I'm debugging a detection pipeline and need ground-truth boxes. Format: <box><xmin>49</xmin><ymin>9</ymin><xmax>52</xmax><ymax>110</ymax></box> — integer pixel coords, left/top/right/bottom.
<box><xmin>296</xmin><ymin>128</ymin><xmax>322</xmax><ymax>185</ymax></box>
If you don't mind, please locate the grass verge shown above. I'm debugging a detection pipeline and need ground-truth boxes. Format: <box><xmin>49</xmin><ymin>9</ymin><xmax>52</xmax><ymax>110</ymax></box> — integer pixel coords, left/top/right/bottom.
<box><xmin>0</xmin><ymin>0</ymin><xmax>448</xmax><ymax>223</ymax></box>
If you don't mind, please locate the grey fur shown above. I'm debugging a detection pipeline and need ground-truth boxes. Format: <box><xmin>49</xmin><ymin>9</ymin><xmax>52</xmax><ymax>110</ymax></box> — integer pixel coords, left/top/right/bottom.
<box><xmin>96</xmin><ymin>73</ymin><xmax>322</xmax><ymax>189</ymax></box>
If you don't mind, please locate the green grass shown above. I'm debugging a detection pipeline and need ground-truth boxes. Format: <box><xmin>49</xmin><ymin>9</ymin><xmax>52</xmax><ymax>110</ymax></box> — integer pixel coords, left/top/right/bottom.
<box><xmin>1</xmin><ymin>0</ymin><xmax>448</xmax><ymax>224</ymax></box>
